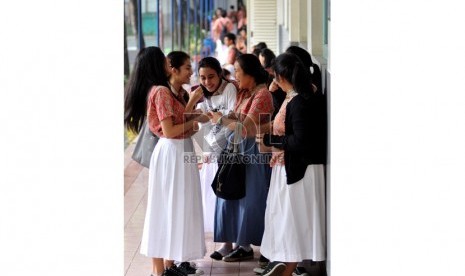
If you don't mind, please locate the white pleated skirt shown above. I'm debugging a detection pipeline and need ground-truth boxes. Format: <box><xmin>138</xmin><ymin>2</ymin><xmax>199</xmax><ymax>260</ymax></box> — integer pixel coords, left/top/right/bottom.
<box><xmin>199</xmin><ymin>158</ymin><xmax>218</xmax><ymax>233</ymax></box>
<box><xmin>140</xmin><ymin>138</ymin><xmax>206</xmax><ymax>261</ymax></box>
<box><xmin>260</xmin><ymin>164</ymin><xmax>326</xmax><ymax>262</ymax></box>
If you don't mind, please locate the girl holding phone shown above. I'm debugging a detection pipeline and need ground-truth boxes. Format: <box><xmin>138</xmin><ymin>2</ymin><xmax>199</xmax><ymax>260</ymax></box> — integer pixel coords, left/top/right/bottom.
<box><xmin>194</xmin><ymin>57</ymin><xmax>237</xmax><ymax>235</ymax></box>
<box><xmin>126</xmin><ymin>48</ymin><xmax>208</xmax><ymax>276</ymax></box>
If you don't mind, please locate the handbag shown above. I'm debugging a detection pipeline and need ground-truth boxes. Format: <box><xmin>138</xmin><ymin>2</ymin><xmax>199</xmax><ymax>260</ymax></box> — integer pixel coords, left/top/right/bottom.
<box><xmin>131</xmin><ymin>118</ymin><xmax>159</xmax><ymax>168</ymax></box>
<box><xmin>211</xmin><ymin>122</ymin><xmax>246</xmax><ymax>200</ymax></box>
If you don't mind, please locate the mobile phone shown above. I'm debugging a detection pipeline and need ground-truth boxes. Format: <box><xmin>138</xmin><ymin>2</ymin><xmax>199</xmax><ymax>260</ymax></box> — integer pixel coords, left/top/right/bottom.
<box><xmin>191</xmin><ymin>84</ymin><xmax>211</xmax><ymax>97</ymax></box>
<box><xmin>199</xmin><ymin>84</ymin><xmax>212</xmax><ymax>97</ymax></box>
<box><xmin>190</xmin><ymin>84</ymin><xmax>200</xmax><ymax>91</ymax></box>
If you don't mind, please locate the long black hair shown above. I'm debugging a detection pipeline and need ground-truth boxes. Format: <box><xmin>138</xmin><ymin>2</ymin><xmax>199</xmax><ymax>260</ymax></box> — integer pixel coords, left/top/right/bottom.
<box><xmin>167</xmin><ymin>51</ymin><xmax>190</xmax><ymax>70</ymax></box>
<box><xmin>285</xmin><ymin>45</ymin><xmax>322</xmax><ymax>94</ymax></box>
<box><xmin>167</xmin><ymin>51</ymin><xmax>191</xmax><ymax>103</ymax></box>
<box><xmin>253</xmin><ymin>42</ymin><xmax>268</xmax><ymax>51</ymax></box>
<box><xmin>273</xmin><ymin>53</ymin><xmax>314</xmax><ymax>100</ymax></box>
<box><xmin>197</xmin><ymin>56</ymin><xmax>228</xmax><ymax>97</ymax></box>
<box><xmin>198</xmin><ymin>56</ymin><xmax>223</xmax><ymax>76</ymax></box>
<box><xmin>235</xmin><ymin>54</ymin><xmax>268</xmax><ymax>86</ymax></box>
<box><xmin>259</xmin><ymin>48</ymin><xmax>276</xmax><ymax>69</ymax></box>
<box><xmin>124</xmin><ymin>46</ymin><xmax>168</xmax><ymax>134</ymax></box>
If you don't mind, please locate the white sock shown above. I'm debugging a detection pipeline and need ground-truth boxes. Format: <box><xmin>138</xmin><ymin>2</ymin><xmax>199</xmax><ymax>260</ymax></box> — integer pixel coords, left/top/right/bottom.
<box><xmin>240</xmin><ymin>245</ymin><xmax>252</xmax><ymax>252</ymax></box>
<box><xmin>218</xmin><ymin>244</ymin><xmax>233</xmax><ymax>256</ymax></box>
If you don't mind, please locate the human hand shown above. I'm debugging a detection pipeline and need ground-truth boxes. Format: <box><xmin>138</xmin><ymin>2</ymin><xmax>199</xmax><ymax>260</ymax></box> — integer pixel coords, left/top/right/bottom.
<box><xmin>256</xmin><ymin>132</ymin><xmax>272</xmax><ymax>153</ymax></box>
<box><xmin>269</xmin><ymin>79</ymin><xmax>279</xmax><ymax>92</ymax></box>
<box><xmin>312</xmin><ymin>84</ymin><xmax>318</xmax><ymax>93</ymax></box>
<box><xmin>208</xmin><ymin>111</ymin><xmax>223</xmax><ymax>124</ymax></box>
<box><xmin>196</xmin><ymin>112</ymin><xmax>211</xmax><ymax>123</ymax></box>
<box><xmin>192</xmin><ymin>120</ymin><xmax>200</xmax><ymax>132</ymax></box>
<box><xmin>255</xmin><ymin>133</ymin><xmax>264</xmax><ymax>145</ymax></box>
<box><xmin>269</xmin><ymin>154</ymin><xmax>279</xmax><ymax>167</ymax></box>
<box><xmin>189</xmin><ymin>85</ymin><xmax>204</xmax><ymax>103</ymax></box>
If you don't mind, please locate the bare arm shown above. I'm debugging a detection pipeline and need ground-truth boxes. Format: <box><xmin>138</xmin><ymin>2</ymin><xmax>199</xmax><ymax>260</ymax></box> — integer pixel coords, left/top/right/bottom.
<box><xmin>185</xmin><ymin>86</ymin><xmax>204</xmax><ymax>113</ymax></box>
<box><xmin>209</xmin><ymin>111</ymin><xmax>259</xmax><ymax>138</ymax></box>
<box><xmin>258</xmin><ymin>120</ymin><xmax>272</xmax><ymax>134</ymax></box>
<box><xmin>160</xmin><ymin>117</ymin><xmax>199</xmax><ymax>138</ymax></box>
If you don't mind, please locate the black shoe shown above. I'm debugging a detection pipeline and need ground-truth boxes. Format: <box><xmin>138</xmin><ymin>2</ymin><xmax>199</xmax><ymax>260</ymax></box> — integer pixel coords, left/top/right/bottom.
<box><xmin>162</xmin><ymin>266</ymin><xmax>187</xmax><ymax>276</ymax></box>
<box><xmin>222</xmin><ymin>247</ymin><xmax>254</xmax><ymax>262</ymax></box>
<box><xmin>261</xmin><ymin>262</ymin><xmax>286</xmax><ymax>276</ymax></box>
<box><xmin>210</xmin><ymin>250</ymin><xmax>224</xmax><ymax>260</ymax></box>
<box><xmin>292</xmin><ymin>266</ymin><xmax>309</xmax><ymax>276</ymax></box>
<box><xmin>258</xmin><ymin>254</ymin><xmax>270</xmax><ymax>268</ymax></box>
<box><xmin>177</xmin><ymin>262</ymin><xmax>204</xmax><ymax>275</ymax></box>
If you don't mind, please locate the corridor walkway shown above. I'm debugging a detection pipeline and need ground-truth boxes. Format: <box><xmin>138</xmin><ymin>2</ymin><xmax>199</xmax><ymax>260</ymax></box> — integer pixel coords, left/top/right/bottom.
<box><xmin>124</xmin><ymin>140</ymin><xmax>263</xmax><ymax>276</ymax></box>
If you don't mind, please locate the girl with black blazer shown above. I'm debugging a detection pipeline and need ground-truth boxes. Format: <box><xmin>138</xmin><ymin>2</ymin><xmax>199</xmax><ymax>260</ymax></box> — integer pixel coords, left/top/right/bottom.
<box><xmin>256</xmin><ymin>53</ymin><xmax>327</xmax><ymax>276</ymax></box>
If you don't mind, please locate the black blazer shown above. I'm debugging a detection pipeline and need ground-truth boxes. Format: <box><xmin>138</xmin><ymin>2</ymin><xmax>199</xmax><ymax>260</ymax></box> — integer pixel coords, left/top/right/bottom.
<box><xmin>264</xmin><ymin>93</ymin><xmax>327</xmax><ymax>184</ymax></box>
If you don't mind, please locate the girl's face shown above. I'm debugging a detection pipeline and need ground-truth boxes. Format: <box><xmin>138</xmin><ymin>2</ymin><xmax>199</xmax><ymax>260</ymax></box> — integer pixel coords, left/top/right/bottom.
<box><xmin>234</xmin><ymin>61</ymin><xmax>253</xmax><ymax>89</ymax></box>
<box><xmin>172</xmin><ymin>58</ymin><xmax>193</xmax><ymax>85</ymax></box>
<box><xmin>258</xmin><ymin>54</ymin><xmax>266</xmax><ymax>68</ymax></box>
<box><xmin>275</xmin><ymin>74</ymin><xmax>293</xmax><ymax>92</ymax></box>
<box><xmin>199</xmin><ymin>67</ymin><xmax>221</xmax><ymax>92</ymax></box>
<box><xmin>224</xmin><ymin>37</ymin><xmax>233</xmax><ymax>46</ymax></box>
<box><xmin>259</xmin><ymin>54</ymin><xmax>274</xmax><ymax>75</ymax></box>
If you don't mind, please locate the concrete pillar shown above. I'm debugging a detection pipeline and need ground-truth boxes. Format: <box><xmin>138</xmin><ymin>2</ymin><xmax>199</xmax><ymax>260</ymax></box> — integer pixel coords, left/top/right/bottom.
<box><xmin>311</xmin><ymin>0</ymin><xmax>324</xmax><ymax>57</ymax></box>
<box><xmin>288</xmin><ymin>0</ymin><xmax>300</xmax><ymax>43</ymax></box>
<box><xmin>299</xmin><ymin>0</ymin><xmax>308</xmax><ymax>43</ymax></box>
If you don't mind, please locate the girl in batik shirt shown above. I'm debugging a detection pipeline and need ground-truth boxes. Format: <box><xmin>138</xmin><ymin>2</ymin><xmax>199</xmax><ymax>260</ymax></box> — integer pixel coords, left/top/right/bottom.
<box><xmin>125</xmin><ymin>47</ymin><xmax>208</xmax><ymax>276</ymax></box>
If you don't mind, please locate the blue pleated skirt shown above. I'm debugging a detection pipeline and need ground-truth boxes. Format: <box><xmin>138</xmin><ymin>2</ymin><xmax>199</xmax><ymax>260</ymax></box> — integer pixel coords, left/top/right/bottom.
<box><xmin>213</xmin><ymin>137</ymin><xmax>272</xmax><ymax>245</ymax></box>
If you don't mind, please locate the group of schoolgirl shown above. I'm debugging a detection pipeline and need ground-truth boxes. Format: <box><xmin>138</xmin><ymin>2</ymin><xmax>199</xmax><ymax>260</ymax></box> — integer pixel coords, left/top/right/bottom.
<box><xmin>124</xmin><ymin>45</ymin><xmax>327</xmax><ymax>276</ymax></box>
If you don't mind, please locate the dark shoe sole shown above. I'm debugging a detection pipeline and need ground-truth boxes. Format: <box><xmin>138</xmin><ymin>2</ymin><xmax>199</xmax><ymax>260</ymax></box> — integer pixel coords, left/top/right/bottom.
<box><xmin>222</xmin><ymin>255</ymin><xmax>254</xmax><ymax>262</ymax></box>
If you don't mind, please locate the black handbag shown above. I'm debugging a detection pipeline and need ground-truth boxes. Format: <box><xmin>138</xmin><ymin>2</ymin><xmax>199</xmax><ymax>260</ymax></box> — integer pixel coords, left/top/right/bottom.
<box><xmin>131</xmin><ymin>118</ymin><xmax>159</xmax><ymax>168</ymax></box>
<box><xmin>211</xmin><ymin>122</ymin><xmax>246</xmax><ymax>200</ymax></box>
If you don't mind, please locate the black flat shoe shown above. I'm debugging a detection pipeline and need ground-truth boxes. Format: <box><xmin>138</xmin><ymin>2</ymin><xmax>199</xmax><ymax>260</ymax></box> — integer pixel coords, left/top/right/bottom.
<box><xmin>222</xmin><ymin>247</ymin><xmax>254</xmax><ymax>262</ymax></box>
<box><xmin>210</xmin><ymin>251</ymin><xmax>224</xmax><ymax>260</ymax></box>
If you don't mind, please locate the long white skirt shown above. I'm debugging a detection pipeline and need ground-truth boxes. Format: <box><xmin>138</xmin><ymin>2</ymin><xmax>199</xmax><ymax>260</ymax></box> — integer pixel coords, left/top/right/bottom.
<box><xmin>140</xmin><ymin>138</ymin><xmax>206</xmax><ymax>261</ymax></box>
<box><xmin>199</xmin><ymin>159</ymin><xmax>218</xmax><ymax>233</ymax></box>
<box><xmin>260</xmin><ymin>165</ymin><xmax>326</xmax><ymax>262</ymax></box>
